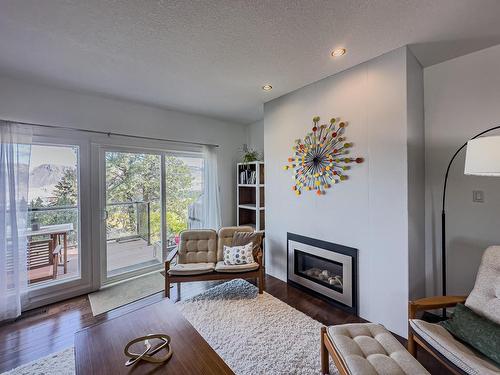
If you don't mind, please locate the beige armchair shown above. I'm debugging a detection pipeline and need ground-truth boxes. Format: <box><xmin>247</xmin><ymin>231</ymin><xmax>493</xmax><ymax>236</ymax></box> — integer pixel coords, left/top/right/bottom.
<box><xmin>408</xmin><ymin>246</ymin><xmax>500</xmax><ymax>374</ymax></box>
<box><xmin>164</xmin><ymin>226</ymin><xmax>265</xmax><ymax>298</ymax></box>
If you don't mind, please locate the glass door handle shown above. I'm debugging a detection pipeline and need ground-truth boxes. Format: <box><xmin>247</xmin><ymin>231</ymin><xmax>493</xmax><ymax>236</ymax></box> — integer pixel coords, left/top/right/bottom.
<box><xmin>102</xmin><ymin>210</ymin><xmax>108</xmax><ymax>221</ymax></box>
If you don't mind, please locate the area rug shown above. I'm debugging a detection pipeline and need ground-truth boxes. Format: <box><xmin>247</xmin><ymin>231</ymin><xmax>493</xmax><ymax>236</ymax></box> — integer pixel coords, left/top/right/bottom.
<box><xmin>2</xmin><ymin>347</ymin><xmax>74</xmax><ymax>375</ymax></box>
<box><xmin>88</xmin><ymin>272</ymin><xmax>164</xmax><ymax>316</ymax></box>
<box><xmin>176</xmin><ymin>279</ymin><xmax>337</xmax><ymax>374</ymax></box>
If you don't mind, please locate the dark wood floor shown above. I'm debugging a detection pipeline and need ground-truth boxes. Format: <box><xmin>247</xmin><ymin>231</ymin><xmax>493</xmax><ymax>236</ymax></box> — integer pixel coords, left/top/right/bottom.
<box><xmin>0</xmin><ymin>275</ymin><xmax>451</xmax><ymax>374</ymax></box>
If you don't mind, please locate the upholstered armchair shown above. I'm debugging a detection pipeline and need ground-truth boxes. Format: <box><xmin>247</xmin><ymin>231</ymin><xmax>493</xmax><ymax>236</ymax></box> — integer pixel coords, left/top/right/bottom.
<box><xmin>408</xmin><ymin>246</ymin><xmax>500</xmax><ymax>374</ymax></box>
<box><xmin>164</xmin><ymin>226</ymin><xmax>265</xmax><ymax>298</ymax></box>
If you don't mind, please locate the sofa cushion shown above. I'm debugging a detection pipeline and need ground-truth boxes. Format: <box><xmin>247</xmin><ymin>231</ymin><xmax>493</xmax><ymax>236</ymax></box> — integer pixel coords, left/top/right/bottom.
<box><xmin>232</xmin><ymin>231</ymin><xmax>263</xmax><ymax>257</ymax></box>
<box><xmin>217</xmin><ymin>226</ymin><xmax>253</xmax><ymax>261</ymax></box>
<box><xmin>440</xmin><ymin>303</ymin><xmax>500</xmax><ymax>366</ymax></box>
<box><xmin>168</xmin><ymin>262</ymin><xmax>215</xmax><ymax>275</ymax></box>
<box><xmin>328</xmin><ymin>323</ymin><xmax>429</xmax><ymax>375</ymax></box>
<box><xmin>178</xmin><ymin>229</ymin><xmax>217</xmax><ymax>264</ymax></box>
<box><xmin>215</xmin><ymin>261</ymin><xmax>259</xmax><ymax>273</ymax></box>
<box><xmin>223</xmin><ymin>243</ymin><xmax>254</xmax><ymax>265</ymax></box>
<box><xmin>465</xmin><ymin>246</ymin><xmax>500</xmax><ymax>325</ymax></box>
<box><xmin>410</xmin><ymin>319</ymin><xmax>500</xmax><ymax>375</ymax></box>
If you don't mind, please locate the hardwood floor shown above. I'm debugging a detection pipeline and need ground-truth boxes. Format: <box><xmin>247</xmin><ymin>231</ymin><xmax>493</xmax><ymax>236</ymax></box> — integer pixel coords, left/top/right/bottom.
<box><xmin>0</xmin><ymin>275</ymin><xmax>451</xmax><ymax>374</ymax></box>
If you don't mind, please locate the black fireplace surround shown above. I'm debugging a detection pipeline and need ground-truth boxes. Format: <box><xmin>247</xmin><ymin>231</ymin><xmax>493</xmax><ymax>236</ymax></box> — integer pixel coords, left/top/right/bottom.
<box><xmin>287</xmin><ymin>232</ymin><xmax>358</xmax><ymax>315</ymax></box>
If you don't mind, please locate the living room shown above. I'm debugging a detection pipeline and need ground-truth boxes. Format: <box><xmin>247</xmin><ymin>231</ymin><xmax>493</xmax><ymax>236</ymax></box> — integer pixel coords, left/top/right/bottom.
<box><xmin>1</xmin><ymin>1</ymin><xmax>500</xmax><ymax>374</ymax></box>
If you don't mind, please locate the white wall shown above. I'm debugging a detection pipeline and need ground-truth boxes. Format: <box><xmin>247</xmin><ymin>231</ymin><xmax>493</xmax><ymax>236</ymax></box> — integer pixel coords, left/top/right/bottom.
<box><xmin>264</xmin><ymin>47</ymin><xmax>424</xmax><ymax>337</ymax></box>
<box><xmin>245</xmin><ymin>119</ymin><xmax>264</xmax><ymax>158</ymax></box>
<box><xmin>0</xmin><ymin>74</ymin><xmax>246</xmax><ymax>226</ymax></box>
<box><xmin>424</xmin><ymin>44</ymin><xmax>500</xmax><ymax>296</ymax></box>
<box><xmin>406</xmin><ymin>49</ymin><xmax>426</xmax><ymax>300</ymax></box>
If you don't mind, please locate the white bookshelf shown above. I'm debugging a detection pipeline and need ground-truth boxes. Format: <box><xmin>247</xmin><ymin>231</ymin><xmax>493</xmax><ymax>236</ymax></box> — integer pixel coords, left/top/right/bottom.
<box><xmin>236</xmin><ymin>161</ymin><xmax>265</xmax><ymax>231</ymax></box>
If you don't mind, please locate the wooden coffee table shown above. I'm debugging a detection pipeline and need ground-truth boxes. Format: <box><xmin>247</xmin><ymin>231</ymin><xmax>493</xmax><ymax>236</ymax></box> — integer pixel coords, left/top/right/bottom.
<box><xmin>75</xmin><ymin>298</ymin><xmax>233</xmax><ymax>374</ymax></box>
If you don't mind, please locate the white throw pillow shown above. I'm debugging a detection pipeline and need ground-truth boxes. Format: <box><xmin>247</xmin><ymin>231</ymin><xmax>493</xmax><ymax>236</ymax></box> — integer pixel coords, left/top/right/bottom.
<box><xmin>223</xmin><ymin>243</ymin><xmax>254</xmax><ymax>265</ymax></box>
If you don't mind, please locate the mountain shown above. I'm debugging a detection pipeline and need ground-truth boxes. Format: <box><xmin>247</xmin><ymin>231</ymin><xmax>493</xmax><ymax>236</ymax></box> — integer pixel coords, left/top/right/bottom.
<box><xmin>30</xmin><ymin>164</ymin><xmax>75</xmax><ymax>188</ymax></box>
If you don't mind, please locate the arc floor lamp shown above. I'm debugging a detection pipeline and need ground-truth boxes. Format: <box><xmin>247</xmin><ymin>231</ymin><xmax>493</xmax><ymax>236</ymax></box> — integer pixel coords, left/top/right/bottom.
<box><xmin>441</xmin><ymin>126</ymin><xmax>500</xmax><ymax>310</ymax></box>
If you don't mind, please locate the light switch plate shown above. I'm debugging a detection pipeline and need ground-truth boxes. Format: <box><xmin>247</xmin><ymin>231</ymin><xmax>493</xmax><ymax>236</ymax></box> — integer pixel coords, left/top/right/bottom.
<box><xmin>473</xmin><ymin>190</ymin><xmax>484</xmax><ymax>203</ymax></box>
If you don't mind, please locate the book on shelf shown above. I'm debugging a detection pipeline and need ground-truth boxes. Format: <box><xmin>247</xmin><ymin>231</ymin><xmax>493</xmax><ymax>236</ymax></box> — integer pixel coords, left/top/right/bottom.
<box><xmin>239</xmin><ymin>169</ymin><xmax>256</xmax><ymax>184</ymax></box>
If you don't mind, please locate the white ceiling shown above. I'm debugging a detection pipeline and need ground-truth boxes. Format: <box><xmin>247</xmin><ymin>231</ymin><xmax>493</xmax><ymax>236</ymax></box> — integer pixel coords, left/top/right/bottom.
<box><xmin>1</xmin><ymin>0</ymin><xmax>500</xmax><ymax>124</ymax></box>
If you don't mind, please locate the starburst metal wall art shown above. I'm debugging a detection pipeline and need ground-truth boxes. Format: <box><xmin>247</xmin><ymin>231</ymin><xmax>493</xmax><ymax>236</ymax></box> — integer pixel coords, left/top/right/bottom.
<box><xmin>283</xmin><ymin>116</ymin><xmax>364</xmax><ymax>196</ymax></box>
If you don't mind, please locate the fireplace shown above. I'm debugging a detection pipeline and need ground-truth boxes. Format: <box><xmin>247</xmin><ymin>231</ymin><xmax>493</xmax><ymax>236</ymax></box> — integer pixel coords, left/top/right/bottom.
<box><xmin>287</xmin><ymin>233</ymin><xmax>358</xmax><ymax>314</ymax></box>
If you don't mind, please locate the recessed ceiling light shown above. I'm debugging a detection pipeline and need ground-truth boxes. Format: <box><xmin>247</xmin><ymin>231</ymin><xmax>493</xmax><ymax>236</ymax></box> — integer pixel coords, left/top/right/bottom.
<box><xmin>262</xmin><ymin>84</ymin><xmax>273</xmax><ymax>91</ymax></box>
<box><xmin>331</xmin><ymin>48</ymin><xmax>346</xmax><ymax>57</ymax></box>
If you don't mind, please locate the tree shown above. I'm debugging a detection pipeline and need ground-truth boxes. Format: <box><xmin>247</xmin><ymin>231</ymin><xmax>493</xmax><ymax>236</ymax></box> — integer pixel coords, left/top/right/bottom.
<box><xmin>29</xmin><ymin>168</ymin><xmax>79</xmax><ymax>244</ymax></box>
<box><xmin>165</xmin><ymin>156</ymin><xmax>195</xmax><ymax>220</ymax></box>
<box><xmin>49</xmin><ymin>168</ymin><xmax>78</xmax><ymax>243</ymax></box>
<box><xmin>30</xmin><ymin>197</ymin><xmax>44</xmax><ymax>208</ymax></box>
<box><xmin>104</xmin><ymin>153</ymin><xmax>198</xmax><ymax>242</ymax></box>
<box><xmin>52</xmin><ymin>169</ymin><xmax>77</xmax><ymax>206</ymax></box>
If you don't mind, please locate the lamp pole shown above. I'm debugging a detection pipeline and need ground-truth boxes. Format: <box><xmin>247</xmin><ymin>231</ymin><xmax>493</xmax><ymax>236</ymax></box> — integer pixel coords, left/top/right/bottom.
<box><xmin>441</xmin><ymin>125</ymin><xmax>500</xmax><ymax>316</ymax></box>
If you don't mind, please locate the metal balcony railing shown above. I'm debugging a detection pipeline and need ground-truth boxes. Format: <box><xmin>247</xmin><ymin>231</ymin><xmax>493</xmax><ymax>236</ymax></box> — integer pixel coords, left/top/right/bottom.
<box><xmin>28</xmin><ymin>201</ymin><xmax>152</xmax><ymax>246</ymax></box>
<box><xmin>105</xmin><ymin>201</ymin><xmax>151</xmax><ymax>245</ymax></box>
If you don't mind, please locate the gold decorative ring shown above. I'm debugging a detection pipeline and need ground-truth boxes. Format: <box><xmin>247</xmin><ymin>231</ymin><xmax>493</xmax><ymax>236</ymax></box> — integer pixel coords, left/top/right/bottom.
<box><xmin>124</xmin><ymin>333</ymin><xmax>173</xmax><ymax>366</ymax></box>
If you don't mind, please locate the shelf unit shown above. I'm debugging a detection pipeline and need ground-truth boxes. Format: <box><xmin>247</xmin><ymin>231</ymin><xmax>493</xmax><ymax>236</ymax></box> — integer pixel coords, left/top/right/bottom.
<box><xmin>236</xmin><ymin>161</ymin><xmax>265</xmax><ymax>231</ymax></box>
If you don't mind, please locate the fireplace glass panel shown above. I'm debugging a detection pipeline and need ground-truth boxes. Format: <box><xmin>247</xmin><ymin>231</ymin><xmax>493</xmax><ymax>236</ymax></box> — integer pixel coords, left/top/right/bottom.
<box><xmin>294</xmin><ymin>249</ymin><xmax>343</xmax><ymax>293</ymax></box>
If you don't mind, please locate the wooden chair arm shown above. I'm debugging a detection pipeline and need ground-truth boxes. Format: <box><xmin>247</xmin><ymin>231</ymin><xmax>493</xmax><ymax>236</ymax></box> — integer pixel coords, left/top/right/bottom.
<box><xmin>256</xmin><ymin>250</ymin><xmax>263</xmax><ymax>267</ymax></box>
<box><xmin>408</xmin><ymin>296</ymin><xmax>467</xmax><ymax>319</ymax></box>
<box><xmin>256</xmin><ymin>231</ymin><xmax>265</xmax><ymax>267</ymax></box>
<box><xmin>165</xmin><ymin>247</ymin><xmax>178</xmax><ymax>264</ymax></box>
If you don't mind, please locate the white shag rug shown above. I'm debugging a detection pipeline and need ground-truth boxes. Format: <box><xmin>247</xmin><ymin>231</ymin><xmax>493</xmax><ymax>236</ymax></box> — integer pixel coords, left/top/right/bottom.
<box><xmin>177</xmin><ymin>279</ymin><xmax>337</xmax><ymax>375</ymax></box>
<box><xmin>4</xmin><ymin>279</ymin><xmax>335</xmax><ymax>375</ymax></box>
<box><xmin>2</xmin><ymin>347</ymin><xmax>75</xmax><ymax>375</ymax></box>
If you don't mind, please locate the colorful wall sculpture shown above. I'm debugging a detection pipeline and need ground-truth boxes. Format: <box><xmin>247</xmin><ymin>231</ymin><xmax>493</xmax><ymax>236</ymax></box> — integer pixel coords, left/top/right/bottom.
<box><xmin>284</xmin><ymin>116</ymin><xmax>364</xmax><ymax>196</ymax></box>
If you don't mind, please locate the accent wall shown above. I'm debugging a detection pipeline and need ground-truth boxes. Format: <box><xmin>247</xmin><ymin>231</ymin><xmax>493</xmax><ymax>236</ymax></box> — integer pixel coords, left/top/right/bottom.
<box><xmin>264</xmin><ymin>47</ymin><xmax>425</xmax><ymax>337</ymax></box>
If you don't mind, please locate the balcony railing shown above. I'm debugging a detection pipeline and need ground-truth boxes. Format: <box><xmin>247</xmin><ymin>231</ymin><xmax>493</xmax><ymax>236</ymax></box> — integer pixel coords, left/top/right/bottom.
<box><xmin>28</xmin><ymin>205</ymin><xmax>79</xmax><ymax>245</ymax></box>
<box><xmin>28</xmin><ymin>200</ymin><xmax>192</xmax><ymax>252</ymax></box>
<box><xmin>28</xmin><ymin>201</ymin><xmax>153</xmax><ymax>246</ymax></box>
<box><xmin>105</xmin><ymin>201</ymin><xmax>151</xmax><ymax>245</ymax></box>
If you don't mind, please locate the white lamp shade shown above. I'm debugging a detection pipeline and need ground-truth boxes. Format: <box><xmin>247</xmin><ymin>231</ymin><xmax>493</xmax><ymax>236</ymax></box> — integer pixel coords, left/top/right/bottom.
<box><xmin>464</xmin><ymin>136</ymin><xmax>500</xmax><ymax>176</ymax></box>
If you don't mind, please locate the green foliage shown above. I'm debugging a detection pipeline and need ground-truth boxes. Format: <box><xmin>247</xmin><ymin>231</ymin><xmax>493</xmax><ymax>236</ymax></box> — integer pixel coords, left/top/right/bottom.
<box><xmin>165</xmin><ymin>156</ymin><xmax>196</xmax><ymax>221</ymax></box>
<box><xmin>53</xmin><ymin>169</ymin><xmax>77</xmax><ymax>206</ymax></box>
<box><xmin>166</xmin><ymin>211</ymin><xmax>187</xmax><ymax>236</ymax></box>
<box><xmin>104</xmin><ymin>153</ymin><xmax>199</xmax><ymax>239</ymax></box>
<box><xmin>30</xmin><ymin>197</ymin><xmax>44</xmax><ymax>208</ymax></box>
<box><xmin>241</xmin><ymin>148</ymin><xmax>261</xmax><ymax>163</ymax></box>
<box><xmin>29</xmin><ymin>169</ymin><xmax>79</xmax><ymax>244</ymax></box>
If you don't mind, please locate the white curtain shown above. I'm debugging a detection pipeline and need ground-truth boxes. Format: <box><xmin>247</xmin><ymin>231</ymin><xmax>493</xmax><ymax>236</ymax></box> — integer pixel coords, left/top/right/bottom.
<box><xmin>202</xmin><ymin>145</ymin><xmax>222</xmax><ymax>230</ymax></box>
<box><xmin>0</xmin><ymin>122</ymin><xmax>32</xmax><ymax>321</ymax></box>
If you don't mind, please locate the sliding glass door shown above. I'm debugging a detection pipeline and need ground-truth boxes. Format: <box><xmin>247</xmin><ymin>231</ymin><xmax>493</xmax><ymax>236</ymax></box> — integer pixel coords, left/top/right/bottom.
<box><xmin>103</xmin><ymin>149</ymin><xmax>164</xmax><ymax>280</ymax></box>
<box><xmin>5</xmin><ymin>125</ymin><xmax>210</xmax><ymax>309</ymax></box>
<box><xmin>99</xmin><ymin>147</ymin><xmax>205</xmax><ymax>284</ymax></box>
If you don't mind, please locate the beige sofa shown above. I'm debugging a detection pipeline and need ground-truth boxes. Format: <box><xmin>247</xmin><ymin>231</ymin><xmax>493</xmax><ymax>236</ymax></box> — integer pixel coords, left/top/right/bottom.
<box><xmin>408</xmin><ymin>246</ymin><xmax>500</xmax><ymax>375</ymax></box>
<box><xmin>164</xmin><ymin>226</ymin><xmax>264</xmax><ymax>298</ymax></box>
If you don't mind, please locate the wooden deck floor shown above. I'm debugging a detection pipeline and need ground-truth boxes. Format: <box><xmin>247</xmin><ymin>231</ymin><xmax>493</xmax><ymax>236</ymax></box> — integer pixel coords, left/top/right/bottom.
<box><xmin>107</xmin><ymin>238</ymin><xmax>161</xmax><ymax>273</ymax></box>
<box><xmin>28</xmin><ymin>238</ymin><xmax>162</xmax><ymax>285</ymax></box>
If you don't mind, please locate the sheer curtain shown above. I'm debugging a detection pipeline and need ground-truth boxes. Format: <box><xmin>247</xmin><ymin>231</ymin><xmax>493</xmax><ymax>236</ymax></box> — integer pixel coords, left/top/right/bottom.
<box><xmin>202</xmin><ymin>145</ymin><xmax>222</xmax><ymax>230</ymax></box>
<box><xmin>0</xmin><ymin>122</ymin><xmax>32</xmax><ymax>321</ymax></box>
